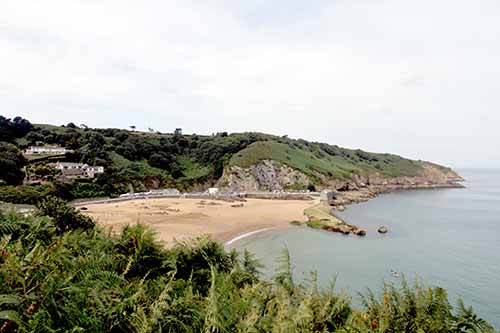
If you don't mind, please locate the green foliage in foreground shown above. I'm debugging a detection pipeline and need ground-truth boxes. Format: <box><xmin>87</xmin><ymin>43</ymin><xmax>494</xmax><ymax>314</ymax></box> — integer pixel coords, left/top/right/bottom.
<box><xmin>0</xmin><ymin>206</ymin><xmax>495</xmax><ymax>332</ymax></box>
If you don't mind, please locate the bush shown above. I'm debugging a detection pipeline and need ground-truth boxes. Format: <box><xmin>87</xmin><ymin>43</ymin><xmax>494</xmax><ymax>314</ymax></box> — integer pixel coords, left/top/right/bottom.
<box><xmin>306</xmin><ymin>220</ymin><xmax>324</xmax><ymax>229</ymax></box>
<box><xmin>0</xmin><ymin>142</ymin><xmax>26</xmax><ymax>185</ymax></box>
<box><xmin>0</xmin><ymin>184</ymin><xmax>54</xmax><ymax>205</ymax></box>
<box><xmin>36</xmin><ymin>196</ymin><xmax>95</xmax><ymax>233</ymax></box>
<box><xmin>0</xmin><ymin>210</ymin><xmax>495</xmax><ymax>332</ymax></box>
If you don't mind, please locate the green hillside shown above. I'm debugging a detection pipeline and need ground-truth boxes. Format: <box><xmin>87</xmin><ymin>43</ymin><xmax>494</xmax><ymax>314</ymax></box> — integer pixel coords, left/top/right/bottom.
<box><xmin>229</xmin><ymin>140</ymin><xmax>424</xmax><ymax>181</ymax></box>
<box><xmin>0</xmin><ymin>115</ymin><xmax>442</xmax><ymax>203</ymax></box>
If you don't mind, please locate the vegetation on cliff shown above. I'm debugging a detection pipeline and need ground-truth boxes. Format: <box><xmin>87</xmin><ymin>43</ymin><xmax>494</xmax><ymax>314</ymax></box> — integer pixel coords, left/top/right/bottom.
<box><xmin>0</xmin><ymin>115</ymin><xmax>458</xmax><ymax>204</ymax></box>
<box><xmin>0</xmin><ymin>201</ymin><xmax>495</xmax><ymax>332</ymax></box>
<box><xmin>228</xmin><ymin>140</ymin><xmax>425</xmax><ymax>181</ymax></box>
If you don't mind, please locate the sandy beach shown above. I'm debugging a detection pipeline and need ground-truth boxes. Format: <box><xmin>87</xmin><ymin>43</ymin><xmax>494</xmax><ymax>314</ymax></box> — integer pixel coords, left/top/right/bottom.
<box><xmin>83</xmin><ymin>198</ymin><xmax>314</xmax><ymax>246</ymax></box>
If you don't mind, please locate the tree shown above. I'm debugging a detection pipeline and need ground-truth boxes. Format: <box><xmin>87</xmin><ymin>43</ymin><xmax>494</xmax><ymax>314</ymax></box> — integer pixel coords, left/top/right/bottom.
<box><xmin>26</xmin><ymin>132</ymin><xmax>45</xmax><ymax>145</ymax></box>
<box><xmin>130</xmin><ymin>125</ymin><xmax>136</xmax><ymax>131</ymax></box>
<box><xmin>148</xmin><ymin>152</ymin><xmax>172</xmax><ymax>170</ymax></box>
<box><xmin>0</xmin><ymin>142</ymin><xmax>26</xmax><ymax>185</ymax></box>
<box><xmin>82</xmin><ymin>131</ymin><xmax>105</xmax><ymax>149</ymax></box>
<box><xmin>11</xmin><ymin>116</ymin><xmax>33</xmax><ymax>137</ymax></box>
<box><xmin>0</xmin><ymin>115</ymin><xmax>33</xmax><ymax>141</ymax></box>
<box><xmin>32</xmin><ymin>164</ymin><xmax>59</xmax><ymax>177</ymax></box>
<box><xmin>36</xmin><ymin>196</ymin><xmax>95</xmax><ymax>234</ymax></box>
<box><xmin>66</xmin><ymin>122</ymin><xmax>78</xmax><ymax>129</ymax></box>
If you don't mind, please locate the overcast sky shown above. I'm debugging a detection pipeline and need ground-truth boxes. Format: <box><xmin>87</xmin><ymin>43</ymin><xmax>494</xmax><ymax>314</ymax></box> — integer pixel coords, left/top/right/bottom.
<box><xmin>1</xmin><ymin>1</ymin><xmax>499</xmax><ymax>168</ymax></box>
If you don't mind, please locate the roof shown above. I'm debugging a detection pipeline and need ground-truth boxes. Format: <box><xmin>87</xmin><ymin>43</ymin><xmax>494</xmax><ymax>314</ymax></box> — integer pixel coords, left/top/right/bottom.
<box><xmin>28</xmin><ymin>146</ymin><xmax>68</xmax><ymax>150</ymax></box>
<box><xmin>57</xmin><ymin>162</ymin><xmax>86</xmax><ymax>167</ymax></box>
<box><xmin>61</xmin><ymin>169</ymin><xmax>85</xmax><ymax>176</ymax></box>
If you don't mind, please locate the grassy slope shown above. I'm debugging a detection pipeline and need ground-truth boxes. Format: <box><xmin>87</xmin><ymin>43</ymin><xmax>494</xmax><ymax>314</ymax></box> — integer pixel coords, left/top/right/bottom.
<box><xmin>229</xmin><ymin>140</ymin><xmax>424</xmax><ymax>181</ymax></box>
<box><xmin>176</xmin><ymin>156</ymin><xmax>211</xmax><ymax>180</ymax></box>
<box><xmin>25</xmin><ymin>123</ymin><xmax>433</xmax><ymax>186</ymax></box>
<box><xmin>33</xmin><ymin>123</ymin><xmax>425</xmax><ymax>181</ymax></box>
<box><xmin>110</xmin><ymin>152</ymin><xmax>169</xmax><ymax>178</ymax></box>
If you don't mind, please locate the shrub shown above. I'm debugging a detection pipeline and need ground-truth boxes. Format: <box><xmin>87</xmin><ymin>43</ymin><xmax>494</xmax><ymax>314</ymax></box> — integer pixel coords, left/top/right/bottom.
<box><xmin>0</xmin><ymin>142</ymin><xmax>26</xmax><ymax>185</ymax></box>
<box><xmin>0</xmin><ymin>184</ymin><xmax>54</xmax><ymax>205</ymax></box>
<box><xmin>36</xmin><ymin>196</ymin><xmax>95</xmax><ymax>233</ymax></box>
<box><xmin>289</xmin><ymin>220</ymin><xmax>304</xmax><ymax>226</ymax></box>
<box><xmin>0</xmin><ymin>211</ymin><xmax>495</xmax><ymax>332</ymax></box>
<box><xmin>306</xmin><ymin>220</ymin><xmax>324</xmax><ymax>229</ymax></box>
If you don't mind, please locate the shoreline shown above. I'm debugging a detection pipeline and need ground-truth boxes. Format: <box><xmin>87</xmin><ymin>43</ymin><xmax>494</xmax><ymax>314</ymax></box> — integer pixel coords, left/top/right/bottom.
<box><xmin>78</xmin><ymin>180</ymin><xmax>465</xmax><ymax>246</ymax></box>
<box><xmin>330</xmin><ymin>181</ymin><xmax>464</xmax><ymax>210</ymax></box>
<box><xmin>299</xmin><ymin>181</ymin><xmax>465</xmax><ymax>238</ymax></box>
<box><xmin>225</xmin><ymin>227</ymin><xmax>276</xmax><ymax>246</ymax></box>
<box><xmin>224</xmin><ymin>183</ymin><xmax>465</xmax><ymax>245</ymax></box>
<box><xmin>82</xmin><ymin>198</ymin><xmax>312</xmax><ymax>247</ymax></box>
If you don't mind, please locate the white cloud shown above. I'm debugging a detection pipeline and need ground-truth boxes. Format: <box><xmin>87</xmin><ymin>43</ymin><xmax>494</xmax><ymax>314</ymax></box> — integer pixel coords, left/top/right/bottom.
<box><xmin>1</xmin><ymin>0</ymin><xmax>500</xmax><ymax>167</ymax></box>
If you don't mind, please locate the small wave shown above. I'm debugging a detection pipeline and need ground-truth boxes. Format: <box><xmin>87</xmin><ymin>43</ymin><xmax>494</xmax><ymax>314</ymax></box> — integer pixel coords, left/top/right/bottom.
<box><xmin>226</xmin><ymin>228</ymin><xmax>274</xmax><ymax>246</ymax></box>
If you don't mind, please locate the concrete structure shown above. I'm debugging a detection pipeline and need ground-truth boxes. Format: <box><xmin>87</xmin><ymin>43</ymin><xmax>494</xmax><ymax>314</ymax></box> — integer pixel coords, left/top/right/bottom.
<box><xmin>150</xmin><ymin>188</ymin><xmax>181</xmax><ymax>195</ymax></box>
<box><xmin>119</xmin><ymin>188</ymin><xmax>181</xmax><ymax>198</ymax></box>
<box><xmin>24</xmin><ymin>146</ymin><xmax>73</xmax><ymax>155</ymax></box>
<box><xmin>208</xmin><ymin>187</ymin><xmax>219</xmax><ymax>195</ymax></box>
<box><xmin>54</xmin><ymin>162</ymin><xmax>104</xmax><ymax>178</ymax></box>
<box><xmin>320</xmin><ymin>189</ymin><xmax>337</xmax><ymax>205</ymax></box>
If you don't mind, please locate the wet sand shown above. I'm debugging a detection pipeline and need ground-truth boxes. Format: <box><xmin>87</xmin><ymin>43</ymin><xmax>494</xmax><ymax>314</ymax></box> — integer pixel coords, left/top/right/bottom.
<box><xmin>83</xmin><ymin>198</ymin><xmax>313</xmax><ymax>246</ymax></box>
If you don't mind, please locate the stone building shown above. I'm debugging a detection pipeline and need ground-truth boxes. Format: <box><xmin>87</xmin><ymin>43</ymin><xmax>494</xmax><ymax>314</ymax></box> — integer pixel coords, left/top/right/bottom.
<box><xmin>320</xmin><ymin>189</ymin><xmax>337</xmax><ymax>205</ymax></box>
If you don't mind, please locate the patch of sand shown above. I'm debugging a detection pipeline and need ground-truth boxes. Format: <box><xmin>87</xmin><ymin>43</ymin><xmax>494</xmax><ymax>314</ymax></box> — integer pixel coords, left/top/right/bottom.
<box><xmin>83</xmin><ymin>198</ymin><xmax>314</xmax><ymax>246</ymax></box>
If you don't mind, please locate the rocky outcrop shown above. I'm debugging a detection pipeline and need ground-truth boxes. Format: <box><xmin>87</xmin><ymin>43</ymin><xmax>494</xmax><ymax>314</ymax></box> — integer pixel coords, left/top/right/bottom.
<box><xmin>378</xmin><ymin>226</ymin><xmax>389</xmax><ymax>234</ymax></box>
<box><xmin>327</xmin><ymin>162</ymin><xmax>464</xmax><ymax>208</ymax></box>
<box><xmin>219</xmin><ymin>159</ymin><xmax>462</xmax><ymax>194</ymax></box>
<box><xmin>324</xmin><ymin>162</ymin><xmax>463</xmax><ymax>193</ymax></box>
<box><xmin>217</xmin><ymin>160</ymin><xmax>310</xmax><ymax>191</ymax></box>
<box><xmin>218</xmin><ymin>158</ymin><xmax>463</xmax><ymax>238</ymax></box>
<box><xmin>320</xmin><ymin>223</ymin><xmax>367</xmax><ymax>236</ymax></box>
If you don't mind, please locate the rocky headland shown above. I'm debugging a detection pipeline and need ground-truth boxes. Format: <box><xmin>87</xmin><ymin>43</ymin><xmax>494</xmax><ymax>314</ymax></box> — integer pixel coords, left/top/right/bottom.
<box><xmin>217</xmin><ymin>159</ymin><xmax>464</xmax><ymax>236</ymax></box>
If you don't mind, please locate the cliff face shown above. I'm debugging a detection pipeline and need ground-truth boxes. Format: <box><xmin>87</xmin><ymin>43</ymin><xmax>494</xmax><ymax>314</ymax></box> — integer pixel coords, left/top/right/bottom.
<box><xmin>324</xmin><ymin>162</ymin><xmax>463</xmax><ymax>191</ymax></box>
<box><xmin>217</xmin><ymin>159</ymin><xmax>310</xmax><ymax>191</ymax></box>
<box><xmin>218</xmin><ymin>160</ymin><xmax>463</xmax><ymax>193</ymax></box>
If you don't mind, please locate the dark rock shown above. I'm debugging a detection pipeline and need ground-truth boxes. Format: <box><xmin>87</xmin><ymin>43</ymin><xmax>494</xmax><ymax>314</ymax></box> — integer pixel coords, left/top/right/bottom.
<box><xmin>378</xmin><ymin>226</ymin><xmax>389</xmax><ymax>234</ymax></box>
<box><xmin>354</xmin><ymin>228</ymin><xmax>367</xmax><ymax>236</ymax></box>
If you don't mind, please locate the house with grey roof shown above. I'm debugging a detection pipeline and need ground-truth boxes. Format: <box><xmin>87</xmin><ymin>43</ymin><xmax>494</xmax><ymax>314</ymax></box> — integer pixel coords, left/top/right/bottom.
<box><xmin>54</xmin><ymin>162</ymin><xmax>104</xmax><ymax>179</ymax></box>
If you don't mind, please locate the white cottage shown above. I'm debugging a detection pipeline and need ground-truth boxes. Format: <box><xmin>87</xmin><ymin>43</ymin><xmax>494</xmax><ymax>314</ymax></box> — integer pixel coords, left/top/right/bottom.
<box><xmin>54</xmin><ymin>162</ymin><xmax>104</xmax><ymax>178</ymax></box>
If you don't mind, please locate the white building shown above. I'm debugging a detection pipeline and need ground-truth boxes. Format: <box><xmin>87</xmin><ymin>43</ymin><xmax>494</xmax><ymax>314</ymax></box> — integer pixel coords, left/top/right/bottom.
<box><xmin>85</xmin><ymin>165</ymin><xmax>105</xmax><ymax>178</ymax></box>
<box><xmin>54</xmin><ymin>162</ymin><xmax>104</xmax><ymax>178</ymax></box>
<box><xmin>24</xmin><ymin>146</ymin><xmax>73</xmax><ymax>155</ymax></box>
<box><xmin>208</xmin><ymin>187</ymin><xmax>219</xmax><ymax>195</ymax></box>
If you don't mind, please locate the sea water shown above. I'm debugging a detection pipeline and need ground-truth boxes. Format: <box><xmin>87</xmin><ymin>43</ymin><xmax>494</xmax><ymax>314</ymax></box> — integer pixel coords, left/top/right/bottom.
<box><xmin>230</xmin><ymin>169</ymin><xmax>500</xmax><ymax>327</ymax></box>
